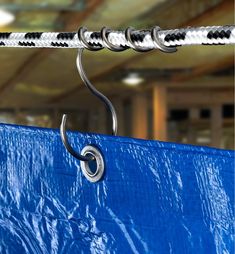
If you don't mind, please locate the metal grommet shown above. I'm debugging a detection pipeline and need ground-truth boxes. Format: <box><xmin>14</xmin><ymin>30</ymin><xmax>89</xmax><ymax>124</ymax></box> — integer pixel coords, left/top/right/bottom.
<box><xmin>80</xmin><ymin>145</ymin><xmax>105</xmax><ymax>183</ymax></box>
<box><xmin>125</xmin><ymin>27</ymin><xmax>151</xmax><ymax>52</ymax></box>
<box><xmin>151</xmin><ymin>26</ymin><xmax>177</xmax><ymax>53</ymax></box>
<box><xmin>78</xmin><ymin>27</ymin><xmax>103</xmax><ymax>51</ymax></box>
<box><xmin>101</xmin><ymin>27</ymin><xmax>127</xmax><ymax>52</ymax></box>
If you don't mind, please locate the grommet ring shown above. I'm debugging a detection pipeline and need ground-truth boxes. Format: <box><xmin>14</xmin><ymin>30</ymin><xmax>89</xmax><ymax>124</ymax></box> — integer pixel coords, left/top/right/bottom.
<box><xmin>125</xmin><ymin>27</ymin><xmax>151</xmax><ymax>52</ymax></box>
<box><xmin>151</xmin><ymin>26</ymin><xmax>177</xmax><ymax>53</ymax></box>
<box><xmin>101</xmin><ymin>27</ymin><xmax>127</xmax><ymax>52</ymax></box>
<box><xmin>80</xmin><ymin>145</ymin><xmax>105</xmax><ymax>183</ymax></box>
<box><xmin>78</xmin><ymin>27</ymin><xmax>103</xmax><ymax>51</ymax></box>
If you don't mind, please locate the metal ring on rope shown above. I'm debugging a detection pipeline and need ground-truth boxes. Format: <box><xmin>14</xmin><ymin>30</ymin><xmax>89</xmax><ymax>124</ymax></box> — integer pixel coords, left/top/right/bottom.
<box><xmin>125</xmin><ymin>27</ymin><xmax>152</xmax><ymax>52</ymax></box>
<box><xmin>151</xmin><ymin>26</ymin><xmax>177</xmax><ymax>53</ymax></box>
<box><xmin>78</xmin><ymin>26</ymin><xmax>177</xmax><ymax>53</ymax></box>
<box><xmin>77</xmin><ymin>27</ymin><xmax>103</xmax><ymax>51</ymax></box>
<box><xmin>101</xmin><ymin>27</ymin><xmax>127</xmax><ymax>52</ymax></box>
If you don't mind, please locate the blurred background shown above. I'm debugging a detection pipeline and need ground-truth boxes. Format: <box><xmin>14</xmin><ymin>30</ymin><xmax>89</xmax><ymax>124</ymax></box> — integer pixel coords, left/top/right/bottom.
<box><xmin>0</xmin><ymin>0</ymin><xmax>234</xmax><ymax>149</ymax></box>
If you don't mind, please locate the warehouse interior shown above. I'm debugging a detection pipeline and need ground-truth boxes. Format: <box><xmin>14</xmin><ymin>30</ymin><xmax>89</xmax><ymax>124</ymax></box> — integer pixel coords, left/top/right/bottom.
<box><xmin>0</xmin><ymin>0</ymin><xmax>234</xmax><ymax>149</ymax></box>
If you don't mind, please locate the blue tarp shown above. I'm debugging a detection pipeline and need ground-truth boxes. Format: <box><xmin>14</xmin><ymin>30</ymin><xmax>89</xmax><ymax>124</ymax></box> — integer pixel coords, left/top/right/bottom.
<box><xmin>0</xmin><ymin>124</ymin><xmax>234</xmax><ymax>253</ymax></box>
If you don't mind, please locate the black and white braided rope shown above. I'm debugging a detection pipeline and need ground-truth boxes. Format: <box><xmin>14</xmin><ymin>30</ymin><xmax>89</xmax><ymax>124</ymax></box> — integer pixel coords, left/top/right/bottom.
<box><xmin>0</xmin><ymin>25</ymin><xmax>234</xmax><ymax>50</ymax></box>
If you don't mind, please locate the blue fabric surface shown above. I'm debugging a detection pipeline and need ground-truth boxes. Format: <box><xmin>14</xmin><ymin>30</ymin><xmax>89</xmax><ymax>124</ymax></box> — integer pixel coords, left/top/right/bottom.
<box><xmin>0</xmin><ymin>123</ymin><xmax>234</xmax><ymax>254</ymax></box>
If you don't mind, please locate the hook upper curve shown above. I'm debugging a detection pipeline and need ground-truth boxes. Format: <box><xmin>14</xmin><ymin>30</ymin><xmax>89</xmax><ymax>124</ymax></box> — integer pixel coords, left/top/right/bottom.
<box><xmin>76</xmin><ymin>48</ymin><xmax>118</xmax><ymax>135</ymax></box>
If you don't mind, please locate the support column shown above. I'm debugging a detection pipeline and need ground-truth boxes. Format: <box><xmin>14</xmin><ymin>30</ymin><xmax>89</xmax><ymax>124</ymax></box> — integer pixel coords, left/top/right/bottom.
<box><xmin>132</xmin><ymin>93</ymin><xmax>148</xmax><ymax>139</ymax></box>
<box><xmin>188</xmin><ymin>107</ymin><xmax>199</xmax><ymax>144</ymax></box>
<box><xmin>52</xmin><ymin>108</ymin><xmax>60</xmax><ymax>128</ymax></box>
<box><xmin>152</xmin><ymin>85</ymin><xmax>167</xmax><ymax>141</ymax></box>
<box><xmin>211</xmin><ymin>105</ymin><xmax>222</xmax><ymax>148</ymax></box>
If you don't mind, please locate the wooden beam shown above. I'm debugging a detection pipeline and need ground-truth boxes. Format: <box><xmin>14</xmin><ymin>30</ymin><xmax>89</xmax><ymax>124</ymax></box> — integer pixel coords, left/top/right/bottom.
<box><xmin>0</xmin><ymin>49</ymin><xmax>51</xmax><ymax>98</ymax></box>
<box><xmin>184</xmin><ymin>0</ymin><xmax>233</xmax><ymax>26</ymax></box>
<box><xmin>153</xmin><ymin>85</ymin><xmax>167</xmax><ymax>141</ymax></box>
<box><xmin>168</xmin><ymin>88</ymin><xmax>234</xmax><ymax>106</ymax></box>
<box><xmin>0</xmin><ymin>0</ymin><xmax>104</xmax><ymax>99</ymax></box>
<box><xmin>123</xmin><ymin>0</ymin><xmax>231</xmax><ymax>29</ymax></box>
<box><xmin>48</xmin><ymin>76</ymin><xmax>233</xmax><ymax>111</ymax></box>
<box><xmin>167</xmin><ymin>76</ymin><xmax>234</xmax><ymax>89</ymax></box>
<box><xmin>187</xmin><ymin>108</ymin><xmax>200</xmax><ymax>144</ymax></box>
<box><xmin>132</xmin><ymin>93</ymin><xmax>148</xmax><ymax>139</ymax></box>
<box><xmin>60</xmin><ymin>0</ymin><xmax>104</xmax><ymax>30</ymax></box>
<box><xmin>172</xmin><ymin>56</ymin><xmax>234</xmax><ymax>82</ymax></box>
<box><xmin>49</xmin><ymin>54</ymin><xmax>143</xmax><ymax>104</ymax></box>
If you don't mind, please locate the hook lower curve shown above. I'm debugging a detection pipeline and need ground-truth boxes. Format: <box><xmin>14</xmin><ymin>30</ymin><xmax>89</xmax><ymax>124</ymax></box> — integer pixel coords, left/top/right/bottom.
<box><xmin>60</xmin><ymin>114</ymin><xmax>93</xmax><ymax>161</ymax></box>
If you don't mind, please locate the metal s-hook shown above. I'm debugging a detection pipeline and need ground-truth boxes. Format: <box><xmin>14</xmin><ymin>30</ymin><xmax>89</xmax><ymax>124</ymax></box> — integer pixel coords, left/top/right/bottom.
<box><xmin>60</xmin><ymin>48</ymin><xmax>118</xmax><ymax>162</ymax></box>
<box><xmin>59</xmin><ymin>26</ymin><xmax>176</xmax><ymax>182</ymax></box>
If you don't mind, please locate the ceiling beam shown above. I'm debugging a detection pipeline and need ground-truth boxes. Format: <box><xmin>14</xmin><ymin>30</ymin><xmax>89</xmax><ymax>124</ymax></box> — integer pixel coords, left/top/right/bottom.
<box><xmin>172</xmin><ymin>55</ymin><xmax>234</xmax><ymax>82</ymax></box>
<box><xmin>0</xmin><ymin>50</ymin><xmax>50</xmax><ymax>101</ymax></box>
<box><xmin>168</xmin><ymin>88</ymin><xmax>234</xmax><ymax>106</ymax></box>
<box><xmin>82</xmin><ymin>85</ymin><xmax>234</xmax><ymax>108</ymax></box>
<box><xmin>182</xmin><ymin>0</ymin><xmax>233</xmax><ymax>26</ymax></box>
<box><xmin>122</xmin><ymin>0</ymin><xmax>229</xmax><ymax>29</ymax></box>
<box><xmin>64</xmin><ymin>0</ymin><xmax>104</xmax><ymax>30</ymax></box>
<box><xmin>47</xmin><ymin>76</ymin><xmax>233</xmax><ymax>110</ymax></box>
<box><xmin>50</xmin><ymin>0</ymin><xmax>233</xmax><ymax>104</ymax></box>
<box><xmin>0</xmin><ymin>0</ymin><xmax>104</xmax><ymax>99</ymax></box>
<box><xmin>0</xmin><ymin>1</ymin><xmax>86</xmax><ymax>12</ymax></box>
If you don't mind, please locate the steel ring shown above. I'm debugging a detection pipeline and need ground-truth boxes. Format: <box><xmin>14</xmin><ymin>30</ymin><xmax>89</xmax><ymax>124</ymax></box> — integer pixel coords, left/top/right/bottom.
<box><xmin>101</xmin><ymin>27</ymin><xmax>127</xmax><ymax>52</ymax></box>
<box><xmin>80</xmin><ymin>145</ymin><xmax>105</xmax><ymax>182</ymax></box>
<box><xmin>125</xmin><ymin>27</ymin><xmax>151</xmax><ymax>52</ymax></box>
<box><xmin>78</xmin><ymin>27</ymin><xmax>103</xmax><ymax>51</ymax></box>
<box><xmin>151</xmin><ymin>26</ymin><xmax>177</xmax><ymax>53</ymax></box>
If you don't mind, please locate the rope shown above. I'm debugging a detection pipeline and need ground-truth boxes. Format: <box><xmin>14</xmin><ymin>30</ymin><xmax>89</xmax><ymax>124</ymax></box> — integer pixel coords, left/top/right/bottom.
<box><xmin>0</xmin><ymin>25</ymin><xmax>234</xmax><ymax>50</ymax></box>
